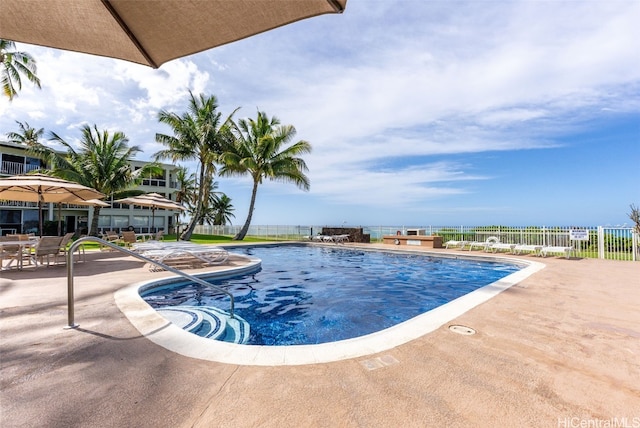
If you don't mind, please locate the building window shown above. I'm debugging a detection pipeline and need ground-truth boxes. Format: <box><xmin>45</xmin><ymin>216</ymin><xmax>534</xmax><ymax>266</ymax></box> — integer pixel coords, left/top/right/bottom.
<box><xmin>98</xmin><ymin>215</ymin><xmax>112</xmax><ymax>228</ymax></box>
<box><xmin>132</xmin><ymin>216</ymin><xmax>149</xmax><ymax>228</ymax></box>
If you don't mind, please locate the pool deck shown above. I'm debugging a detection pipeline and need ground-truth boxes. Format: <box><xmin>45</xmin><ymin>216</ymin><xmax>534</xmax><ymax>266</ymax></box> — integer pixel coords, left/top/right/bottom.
<box><xmin>1</xmin><ymin>244</ymin><xmax>639</xmax><ymax>427</ymax></box>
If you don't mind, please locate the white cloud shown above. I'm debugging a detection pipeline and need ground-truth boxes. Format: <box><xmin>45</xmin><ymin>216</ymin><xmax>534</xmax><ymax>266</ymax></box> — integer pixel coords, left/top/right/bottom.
<box><xmin>114</xmin><ymin>59</ymin><xmax>211</xmax><ymax>111</ymax></box>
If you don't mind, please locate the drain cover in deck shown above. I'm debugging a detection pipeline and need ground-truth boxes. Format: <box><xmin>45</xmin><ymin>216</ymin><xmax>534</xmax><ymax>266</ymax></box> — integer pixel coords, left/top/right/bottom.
<box><xmin>448</xmin><ymin>325</ymin><xmax>476</xmax><ymax>335</ymax></box>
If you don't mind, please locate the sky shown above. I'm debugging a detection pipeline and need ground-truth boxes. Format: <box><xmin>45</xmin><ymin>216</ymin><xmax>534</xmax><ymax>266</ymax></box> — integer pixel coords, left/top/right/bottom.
<box><xmin>1</xmin><ymin>1</ymin><xmax>639</xmax><ymax>227</ymax></box>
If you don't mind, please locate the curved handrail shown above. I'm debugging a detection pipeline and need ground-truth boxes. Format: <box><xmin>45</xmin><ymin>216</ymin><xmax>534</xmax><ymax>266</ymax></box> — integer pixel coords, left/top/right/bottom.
<box><xmin>66</xmin><ymin>236</ymin><xmax>235</xmax><ymax>328</ymax></box>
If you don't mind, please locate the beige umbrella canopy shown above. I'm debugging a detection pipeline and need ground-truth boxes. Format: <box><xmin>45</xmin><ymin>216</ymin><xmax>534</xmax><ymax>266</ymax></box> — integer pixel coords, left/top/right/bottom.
<box><xmin>0</xmin><ymin>174</ymin><xmax>105</xmax><ymax>237</ymax></box>
<box><xmin>0</xmin><ymin>0</ymin><xmax>347</xmax><ymax>68</ymax></box>
<box><xmin>114</xmin><ymin>192</ymin><xmax>185</xmax><ymax>231</ymax></box>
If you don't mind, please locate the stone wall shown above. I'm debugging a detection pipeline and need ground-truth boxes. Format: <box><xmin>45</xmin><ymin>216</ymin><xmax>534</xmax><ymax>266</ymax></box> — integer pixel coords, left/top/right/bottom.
<box><xmin>321</xmin><ymin>227</ymin><xmax>370</xmax><ymax>243</ymax></box>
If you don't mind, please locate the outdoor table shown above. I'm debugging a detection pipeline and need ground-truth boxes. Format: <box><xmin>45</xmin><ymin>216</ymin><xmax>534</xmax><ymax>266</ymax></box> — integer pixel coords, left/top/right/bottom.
<box><xmin>0</xmin><ymin>240</ymin><xmax>37</xmax><ymax>270</ymax></box>
<box><xmin>136</xmin><ymin>233</ymin><xmax>155</xmax><ymax>242</ymax></box>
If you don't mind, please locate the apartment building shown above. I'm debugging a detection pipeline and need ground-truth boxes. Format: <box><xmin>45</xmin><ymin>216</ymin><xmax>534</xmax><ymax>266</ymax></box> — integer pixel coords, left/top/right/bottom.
<box><xmin>0</xmin><ymin>141</ymin><xmax>181</xmax><ymax>236</ymax></box>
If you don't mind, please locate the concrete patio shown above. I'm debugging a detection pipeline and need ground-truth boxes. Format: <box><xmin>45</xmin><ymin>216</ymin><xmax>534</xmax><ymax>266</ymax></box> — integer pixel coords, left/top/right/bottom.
<box><xmin>1</xmin><ymin>244</ymin><xmax>639</xmax><ymax>427</ymax></box>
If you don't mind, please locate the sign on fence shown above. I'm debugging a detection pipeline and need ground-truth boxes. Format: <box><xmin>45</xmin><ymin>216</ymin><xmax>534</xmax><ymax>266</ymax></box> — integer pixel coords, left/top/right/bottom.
<box><xmin>569</xmin><ymin>229</ymin><xmax>589</xmax><ymax>241</ymax></box>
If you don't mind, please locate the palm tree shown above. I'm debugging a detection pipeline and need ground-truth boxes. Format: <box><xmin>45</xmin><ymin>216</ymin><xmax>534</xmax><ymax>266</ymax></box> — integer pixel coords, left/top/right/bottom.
<box><xmin>220</xmin><ymin>111</ymin><xmax>311</xmax><ymax>240</ymax></box>
<box><xmin>6</xmin><ymin>121</ymin><xmax>44</xmax><ymax>146</ymax></box>
<box><xmin>196</xmin><ymin>180</ymin><xmax>235</xmax><ymax>226</ymax></box>
<box><xmin>28</xmin><ymin>124</ymin><xmax>159</xmax><ymax>235</ymax></box>
<box><xmin>198</xmin><ymin>180</ymin><xmax>222</xmax><ymax>226</ymax></box>
<box><xmin>173</xmin><ymin>166</ymin><xmax>196</xmax><ymax>238</ymax></box>
<box><xmin>155</xmin><ymin>92</ymin><xmax>238</xmax><ymax>241</ymax></box>
<box><xmin>173</xmin><ymin>166</ymin><xmax>196</xmax><ymax>207</ymax></box>
<box><xmin>212</xmin><ymin>194</ymin><xmax>235</xmax><ymax>226</ymax></box>
<box><xmin>629</xmin><ymin>204</ymin><xmax>640</xmax><ymax>234</ymax></box>
<box><xmin>1</xmin><ymin>39</ymin><xmax>41</xmax><ymax>100</ymax></box>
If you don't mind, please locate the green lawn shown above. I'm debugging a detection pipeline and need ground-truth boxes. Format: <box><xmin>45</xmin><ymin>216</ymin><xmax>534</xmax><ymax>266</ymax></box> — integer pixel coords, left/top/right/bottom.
<box><xmin>185</xmin><ymin>234</ymin><xmax>273</xmax><ymax>244</ymax></box>
<box><xmin>73</xmin><ymin>233</ymin><xmax>274</xmax><ymax>250</ymax></box>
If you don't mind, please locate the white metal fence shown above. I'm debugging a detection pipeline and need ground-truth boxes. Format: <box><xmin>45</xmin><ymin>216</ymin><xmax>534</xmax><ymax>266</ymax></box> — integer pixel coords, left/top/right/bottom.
<box><xmin>194</xmin><ymin>224</ymin><xmax>639</xmax><ymax>261</ymax></box>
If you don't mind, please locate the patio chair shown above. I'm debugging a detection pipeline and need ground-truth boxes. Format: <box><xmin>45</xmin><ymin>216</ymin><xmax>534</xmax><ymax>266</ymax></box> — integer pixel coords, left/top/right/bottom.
<box><xmin>33</xmin><ymin>236</ymin><xmax>65</xmax><ymax>267</ymax></box>
<box><xmin>467</xmin><ymin>236</ymin><xmax>499</xmax><ymax>251</ymax></box>
<box><xmin>181</xmin><ymin>245</ymin><xmax>229</xmax><ymax>265</ymax></box>
<box><xmin>445</xmin><ymin>240</ymin><xmax>468</xmax><ymax>249</ymax></box>
<box><xmin>120</xmin><ymin>230</ymin><xmax>138</xmax><ymax>248</ymax></box>
<box><xmin>540</xmin><ymin>246</ymin><xmax>573</xmax><ymax>259</ymax></box>
<box><xmin>58</xmin><ymin>232</ymin><xmax>85</xmax><ymax>263</ymax></box>
<box><xmin>332</xmin><ymin>234</ymin><xmax>350</xmax><ymax>244</ymax></box>
<box><xmin>135</xmin><ymin>242</ymin><xmax>229</xmax><ymax>271</ymax></box>
<box><xmin>486</xmin><ymin>242</ymin><xmax>516</xmax><ymax>253</ymax></box>
<box><xmin>512</xmin><ymin>244</ymin><xmax>543</xmax><ymax>256</ymax></box>
<box><xmin>0</xmin><ymin>236</ymin><xmax>22</xmax><ymax>269</ymax></box>
<box><xmin>7</xmin><ymin>234</ymin><xmax>30</xmax><ymax>241</ymax></box>
<box><xmin>154</xmin><ymin>230</ymin><xmax>164</xmax><ymax>241</ymax></box>
<box><xmin>100</xmin><ymin>230</ymin><xmax>122</xmax><ymax>251</ymax></box>
<box><xmin>0</xmin><ymin>235</ymin><xmax>35</xmax><ymax>269</ymax></box>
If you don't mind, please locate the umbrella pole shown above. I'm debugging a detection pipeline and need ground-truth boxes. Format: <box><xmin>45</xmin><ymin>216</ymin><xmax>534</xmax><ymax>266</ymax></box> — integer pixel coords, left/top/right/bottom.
<box><xmin>57</xmin><ymin>203</ymin><xmax>62</xmax><ymax>236</ymax></box>
<box><xmin>38</xmin><ymin>195</ymin><xmax>43</xmax><ymax>238</ymax></box>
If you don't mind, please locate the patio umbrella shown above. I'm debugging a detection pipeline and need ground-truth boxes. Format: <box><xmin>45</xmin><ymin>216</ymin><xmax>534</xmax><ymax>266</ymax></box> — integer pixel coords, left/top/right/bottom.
<box><xmin>0</xmin><ymin>174</ymin><xmax>105</xmax><ymax>237</ymax></box>
<box><xmin>0</xmin><ymin>0</ymin><xmax>347</xmax><ymax>68</ymax></box>
<box><xmin>114</xmin><ymin>193</ymin><xmax>185</xmax><ymax>231</ymax></box>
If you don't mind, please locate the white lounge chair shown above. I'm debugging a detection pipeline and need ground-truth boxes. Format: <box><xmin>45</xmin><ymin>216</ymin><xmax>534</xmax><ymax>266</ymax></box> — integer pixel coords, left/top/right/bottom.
<box><xmin>468</xmin><ymin>236</ymin><xmax>499</xmax><ymax>251</ymax></box>
<box><xmin>132</xmin><ymin>241</ymin><xmax>229</xmax><ymax>271</ymax></box>
<box><xmin>486</xmin><ymin>242</ymin><xmax>516</xmax><ymax>253</ymax></box>
<box><xmin>445</xmin><ymin>240</ymin><xmax>468</xmax><ymax>249</ymax></box>
<box><xmin>540</xmin><ymin>246</ymin><xmax>573</xmax><ymax>259</ymax></box>
<box><xmin>512</xmin><ymin>244</ymin><xmax>543</xmax><ymax>256</ymax></box>
<box><xmin>332</xmin><ymin>234</ymin><xmax>350</xmax><ymax>244</ymax></box>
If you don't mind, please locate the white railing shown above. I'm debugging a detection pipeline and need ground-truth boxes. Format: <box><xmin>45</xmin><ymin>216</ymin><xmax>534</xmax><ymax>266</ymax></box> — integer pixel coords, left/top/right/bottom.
<box><xmin>0</xmin><ymin>160</ymin><xmax>40</xmax><ymax>176</ymax></box>
<box><xmin>194</xmin><ymin>224</ymin><xmax>639</xmax><ymax>261</ymax></box>
<box><xmin>0</xmin><ymin>200</ymin><xmax>38</xmax><ymax>208</ymax></box>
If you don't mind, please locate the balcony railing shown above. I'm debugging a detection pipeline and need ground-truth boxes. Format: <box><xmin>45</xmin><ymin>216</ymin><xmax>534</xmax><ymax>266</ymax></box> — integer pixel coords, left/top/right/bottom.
<box><xmin>0</xmin><ymin>160</ymin><xmax>41</xmax><ymax>176</ymax></box>
<box><xmin>0</xmin><ymin>200</ymin><xmax>38</xmax><ymax>208</ymax></box>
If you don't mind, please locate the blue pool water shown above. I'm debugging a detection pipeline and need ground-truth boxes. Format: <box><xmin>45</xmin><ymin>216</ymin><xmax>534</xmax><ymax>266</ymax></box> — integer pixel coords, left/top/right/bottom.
<box><xmin>142</xmin><ymin>245</ymin><xmax>520</xmax><ymax>346</ymax></box>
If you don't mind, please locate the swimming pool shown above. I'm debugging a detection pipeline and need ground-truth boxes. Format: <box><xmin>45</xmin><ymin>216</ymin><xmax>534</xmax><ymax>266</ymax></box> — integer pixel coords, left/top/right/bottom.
<box><xmin>141</xmin><ymin>245</ymin><xmax>521</xmax><ymax>346</ymax></box>
<box><xmin>116</xmin><ymin>244</ymin><xmax>544</xmax><ymax>365</ymax></box>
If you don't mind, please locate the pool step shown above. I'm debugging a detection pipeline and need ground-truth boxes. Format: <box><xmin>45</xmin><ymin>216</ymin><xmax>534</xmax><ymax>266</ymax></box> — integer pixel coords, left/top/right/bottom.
<box><xmin>157</xmin><ymin>305</ymin><xmax>250</xmax><ymax>344</ymax></box>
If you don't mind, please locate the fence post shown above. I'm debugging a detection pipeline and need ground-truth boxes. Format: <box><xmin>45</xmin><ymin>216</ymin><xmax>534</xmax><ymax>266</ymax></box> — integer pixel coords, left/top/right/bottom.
<box><xmin>597</xmin><ymin>226</ymin><xmax>605</xmax><ymax>259</ymax></box>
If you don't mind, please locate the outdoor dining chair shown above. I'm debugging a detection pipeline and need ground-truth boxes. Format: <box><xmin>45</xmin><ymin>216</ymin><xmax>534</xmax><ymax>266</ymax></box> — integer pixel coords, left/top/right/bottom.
<box><xmin>33</xmin><ymin>236</ymin><xmax>64</xmax><ymax>267</ymax></box>
<box><xmin>58</xmin><ymin>232</ymin><xmax>85</xmax><ymax>263</ymax></box>
<box><xmin>120</xmin><ymin>231</ymin><xmax>138</xmax><ymax>248</ymax></box>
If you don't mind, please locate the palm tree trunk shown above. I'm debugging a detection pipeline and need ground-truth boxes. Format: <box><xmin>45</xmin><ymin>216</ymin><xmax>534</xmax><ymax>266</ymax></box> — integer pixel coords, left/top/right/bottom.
<box><xmin>181</xmin><ymin>216</ymin><xmax>198</xmax><ymax>240</ymax></box>
<box><xmin>90</xmin><ymin>206</ymin><xmax>102</xmax><ymax>236</ymax></box>
<box><xmin>180</xmin><ymin>164</ymin><xmax>207</xmax><ymax>241</ymax></box>
<box><xmin>233</xmin><ymin>180</ymin><xmax>259</xmax><ymax>240</ymax></box>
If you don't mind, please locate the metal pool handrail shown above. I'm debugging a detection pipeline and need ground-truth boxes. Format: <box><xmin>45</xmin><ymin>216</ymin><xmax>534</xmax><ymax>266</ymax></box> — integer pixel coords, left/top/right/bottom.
<box><xmin>65</xmin><ymin>236</ymin><xmax>235</xmax><ymax>328</ymax></box>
